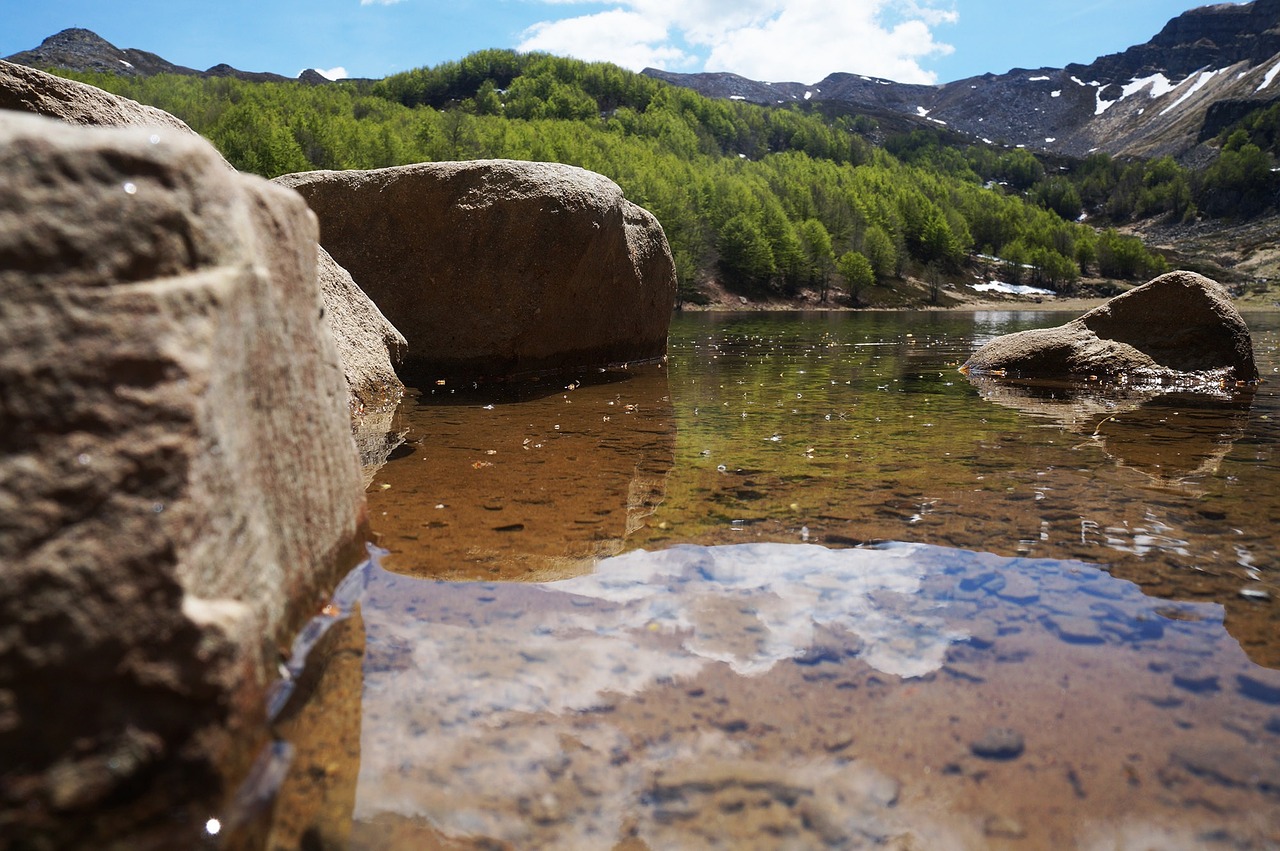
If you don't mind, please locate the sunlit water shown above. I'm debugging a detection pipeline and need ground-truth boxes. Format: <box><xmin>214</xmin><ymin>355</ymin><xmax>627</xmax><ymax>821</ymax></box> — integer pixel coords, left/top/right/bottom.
<box><xmin>262</xmin><ymin>311</ymin><xmax>1280</xmax><ymax>850</ymax></box>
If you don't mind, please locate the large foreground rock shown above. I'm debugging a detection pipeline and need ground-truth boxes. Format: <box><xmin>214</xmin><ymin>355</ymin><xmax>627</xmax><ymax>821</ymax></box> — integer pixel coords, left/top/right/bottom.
<box><xmin>0</xmin><ymin>112</ymin><xmax>367</xmax><ymax>845</ymax></box>
<box><xmin>0</xmin><ymin>58</ymin><xmax>405</xmax><ymax>414</ymax></box>
<box><xmin>276</xmin><ymin>160</ymin><xmax>677</xmax><ymax>381</ymax></box>
<box><xmin>962</xmin><ymin>271</ymin><xmax>1258</xmax><ymax>383</ymax></box>
<box><xmin>0</xmin><ymin>57</ymin><xmax>205</xmax><ymax>137</ymax></box>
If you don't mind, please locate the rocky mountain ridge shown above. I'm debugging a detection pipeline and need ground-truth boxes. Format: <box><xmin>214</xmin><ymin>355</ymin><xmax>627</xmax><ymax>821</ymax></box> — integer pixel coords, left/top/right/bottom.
<box><xmin>4</xmin><ymin>27</ymin><xmax>338</xmax><ymax>85</ymax></box>
<box><xmin>645</xmin><ymin>0</ymin><xmax>1280</xmax><ymax>161</ymax></box>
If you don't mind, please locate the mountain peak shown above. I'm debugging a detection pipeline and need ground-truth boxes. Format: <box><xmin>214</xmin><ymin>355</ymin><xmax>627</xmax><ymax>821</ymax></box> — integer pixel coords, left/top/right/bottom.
<box><xmin>648</xmin><ymin>0</ymin><xmax>1280</xmax><ymax>162</ymax></box>
<box><xmin>5</xmin><ymin>27</ymin><xmax>300</xmax><ymax>84</ymax></box>
<box><xmin>5</xmin><ymin>27</ymin><xmax>197</xmax><ymax>77</ymax></box>
<box><xmin>37</xmin><ymin>28</ymin><xmax>115</xmax><ymax>51</ymax></box>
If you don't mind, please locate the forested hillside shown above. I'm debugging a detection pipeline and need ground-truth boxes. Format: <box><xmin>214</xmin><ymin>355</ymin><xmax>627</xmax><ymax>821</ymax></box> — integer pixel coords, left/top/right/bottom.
<box><xmin>58</xmin><ymin>51</ymin><xmax>1180</xmax><ymax>305</ymax></box>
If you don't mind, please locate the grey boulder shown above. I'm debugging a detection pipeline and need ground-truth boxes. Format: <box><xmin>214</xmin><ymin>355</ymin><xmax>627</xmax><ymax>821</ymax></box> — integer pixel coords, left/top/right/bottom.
<box><xmin>962</xmin><ymin>271</ymin><xmax>1258</xmax><ymax>384</ymax></box>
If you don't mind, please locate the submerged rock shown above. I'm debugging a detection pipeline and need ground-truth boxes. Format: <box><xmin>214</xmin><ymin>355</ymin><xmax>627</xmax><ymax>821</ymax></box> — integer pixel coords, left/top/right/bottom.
<box><xmin>970</xmin><ymin>727</ymin><xmax>1026</xmax><ymax>760</ymax></box>
<box><xmin>0</xmin><ymin>112</ymin><xmax>366</xmax><ymax>845</ymax></box>
<box><xmin>276</xmin><ymin>159</ymin><xmax>678</xmax><ymax>381</ymax></box>
<box><xmin>961</xmin><ymin>271</ymin><xmax>1258</xmax><ymax>384</ymax></box>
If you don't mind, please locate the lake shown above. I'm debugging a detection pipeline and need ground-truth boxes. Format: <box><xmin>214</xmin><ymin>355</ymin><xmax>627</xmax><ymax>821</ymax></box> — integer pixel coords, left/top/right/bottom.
<box><xmin>258</xmin><ymin>310</ymin><xmax>1280</xmax><ymax>850</ymax></box>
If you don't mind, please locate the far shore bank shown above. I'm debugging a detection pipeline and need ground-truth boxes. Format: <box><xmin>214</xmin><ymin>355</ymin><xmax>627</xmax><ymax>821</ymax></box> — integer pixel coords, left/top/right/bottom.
<box><xmin>679</xmin><ymin>290</ymin><xmax>1280</xmax><ymax>315</ymax></box>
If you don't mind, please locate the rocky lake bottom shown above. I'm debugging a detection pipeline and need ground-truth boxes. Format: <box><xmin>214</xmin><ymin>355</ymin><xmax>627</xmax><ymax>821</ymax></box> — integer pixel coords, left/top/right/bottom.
<box><xmin>252</xmin><ymin>310</ymin><xmax>1280</xmax><ymax>850</ymax></box>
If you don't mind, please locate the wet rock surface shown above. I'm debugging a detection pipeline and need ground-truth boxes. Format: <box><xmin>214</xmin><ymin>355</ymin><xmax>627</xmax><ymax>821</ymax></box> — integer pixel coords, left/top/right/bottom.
<box><xmin>962</xmin><ymin>271</ymin><xmax>1258</xmax><ymax>383</ymax></box>
<box><xmin>0</xmin><ymin>112</ymin><xmax>366</xmax><ymax>846</ymax></box>
<box><xmin>276</xmin><ymin>159</ymin><xmax>677</xmax><ymax>382</ymax></box>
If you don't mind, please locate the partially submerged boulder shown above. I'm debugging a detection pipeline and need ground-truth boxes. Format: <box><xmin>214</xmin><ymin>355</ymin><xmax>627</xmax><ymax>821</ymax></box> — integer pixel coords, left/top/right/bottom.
<box><xmin>962</xmin><ymin>271</ymin><xmax>1258</xmax><ymax>384</ymax></box>
<box><xmin>275</xmin><ymin>159</ymin><xmax>677</xmax><ymax>381</ymax></box>
<box><xmin>0</xmin><ymin>112</ymin><xmax>367</xmax><ymax>845</ymax></box>
<box><xmin>0</xmin><ymin>58</ymin><xmax>405</xmax><ymax>415</ymax></box>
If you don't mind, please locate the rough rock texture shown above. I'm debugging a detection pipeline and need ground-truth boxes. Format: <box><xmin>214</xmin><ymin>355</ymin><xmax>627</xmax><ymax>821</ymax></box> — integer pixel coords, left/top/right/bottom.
<box><xmin>0</xmin><ymin>57</ymin><xmax>199</xmax><ymax>135</ymax></box>
<box><xmin>317</xmin><ymin>245</ymin><xmax>406</xmax><ymax>413</ymax></box>
<box><xmin>0</xmin><ymin>58</ymin><xmax>404</xmax><ymax>414</ymax></box>
<box><xmin>0</xmin><ymin>112</ymin><xmax>367</xmax><ymax>846</ymax></box>
<box><xmin>962</xmin><ymin>271</ymin><xmax>1258</xmax><ymax>383</ymax></box>
<box><xmin>275</xmin><ymin>160</ymin><xmax>677</xmax><ymax>381</ymax></box>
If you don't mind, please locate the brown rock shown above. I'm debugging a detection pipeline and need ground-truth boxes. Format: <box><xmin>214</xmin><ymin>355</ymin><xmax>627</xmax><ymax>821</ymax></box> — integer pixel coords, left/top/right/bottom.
<box><xmin>0</xmin><ymin>58</ymin><xmax>405</xmax><ymax>416</ymax></box>
<box><xmin>275</xmin><ymin>159</ymin><xmax>677</xmax><ymax>381</ymax></box>
<box><xmin>0</xmin><ymin>57</ymin><xmax>204</xmax><ymax>138</ymax></box>
<box><xmin>317</xmin><ymin>245</ymin><xmax>406</xmax><ymax>414</ymax></box>
<box><xmin>0</xmin><ymin>112</ymin><xmax>366</xmax><ymax>846</ymax></box>
<box><xmin>962</xmin><ymin>271</ymin><xmax>1257</xmax><ymax>383</ymax></box>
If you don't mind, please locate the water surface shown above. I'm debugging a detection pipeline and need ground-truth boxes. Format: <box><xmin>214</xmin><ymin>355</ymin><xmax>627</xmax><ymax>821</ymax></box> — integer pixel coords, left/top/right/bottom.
<box><xmin>269</xmin><ymin>310</ymin><xmax>1280</xmax><ymax>850</ymax></box>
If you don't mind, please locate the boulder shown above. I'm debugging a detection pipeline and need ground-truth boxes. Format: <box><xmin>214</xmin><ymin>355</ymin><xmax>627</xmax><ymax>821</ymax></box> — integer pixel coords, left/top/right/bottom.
<box><xmin>0</xmin><ymin>112</ymin><xmax>367</xmax><ymax>846</ymax></box>
<box><xmin>317</xmin><ymin>245</ymin><xmax>406</xmax><ymax>414</ymax></box>
<box><xmin>0</xmin><ymin>56</ymin><xmax>203</xmax><ymax>137</ymax></box>
<box><xmin>275</xmin><ymin>159</ymin><xmax>677</xmax><ymax>381</ymax></box>
<box><xmin>962</xmin><ymin>271</ymin><xmax>1258</xmax><ymax>383</ymax></box>
<box><xmin>0</xmin><ymin>58</ymin><xmax>406</xmax><ymax>414</ymax></box>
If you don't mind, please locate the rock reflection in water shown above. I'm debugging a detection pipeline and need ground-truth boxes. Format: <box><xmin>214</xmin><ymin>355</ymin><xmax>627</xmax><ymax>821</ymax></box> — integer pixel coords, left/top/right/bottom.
<box><xmin>365</xmin><ymin>366</ymin><xmax>675</xmax><ymax>581</ymax></box>
<box><xmin>966</xmin><ymin>375</ymin><xmax>1253</xmax><ymax>490</ymax></box>
<box><xmin>344</xmin><ymin>543</ymin><xmax>1280</xmax><ymax>850</ymax></box>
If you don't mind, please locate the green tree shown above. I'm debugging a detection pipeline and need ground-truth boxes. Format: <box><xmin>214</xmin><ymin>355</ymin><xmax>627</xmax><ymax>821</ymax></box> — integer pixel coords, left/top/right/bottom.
<box><xmin>861</xmin><ymin>224</ymin><xmax>898</xmax><ymax>279</ymax></box>
<box><xmin>837</xmin><ymin>251</ymin><xmax>875</xmax><ymax>305</ymax></box>
<box><xmin>1199</xmin><ymin>142</ymin><xmax>1277</xmax><ymax>218</ymax></box>
<box><xmin>1034</xmin><ymin>177</ymin><xmax>1083</xmax><ymax>220</ymax></box>
<box><xmin>718</xmin><ymin>213</ymin><xmax>776</xmax><ymax>292</ymax></box>
<box><xmin>797</xmin><ymin>218</ymin><xmax>835</xmax><ymax>300</ymax></box>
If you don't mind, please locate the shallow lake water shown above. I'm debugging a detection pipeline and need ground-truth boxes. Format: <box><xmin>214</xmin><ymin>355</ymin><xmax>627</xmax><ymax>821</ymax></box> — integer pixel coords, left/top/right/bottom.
<box><xmin>261</xmin><ymin>310</ymin><xmax>1280</xmax><ymax>850</ymax></box>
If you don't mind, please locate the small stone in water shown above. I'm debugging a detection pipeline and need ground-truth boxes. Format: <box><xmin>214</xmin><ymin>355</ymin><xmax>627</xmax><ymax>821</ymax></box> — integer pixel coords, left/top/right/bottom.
<box><xmin>1046</xmin><ymin>615</ymin><xmax>1105</xmax><ymax>644</ymax></box>
<box><xmin>995</xmin><ymin>573</ymin><xmax>1039</xmax><ymax>605</ymax></box>
<box><xmin>970</xmin><ymin>727</ymin><xmax>1025</xmax><ymax>760</ymax></box>
<box><xmin>1239</xmin><ymin>588</ymin><xmax>1271</xmax><ymax>601</ymax></box>
<box><xmin>1172</xmin><ymin>670</ymin><xmax>1220</xmax><ymax>693</ymax></box>
<box><xmin>1237</xmin><ymin>674</ymin><xmax>1280</xmax><ymax>705</ymax></box>
<box><xmin>983</xmin><ymin>814</ymin><xmax>1026</xmax><ymax>839</ymax></box>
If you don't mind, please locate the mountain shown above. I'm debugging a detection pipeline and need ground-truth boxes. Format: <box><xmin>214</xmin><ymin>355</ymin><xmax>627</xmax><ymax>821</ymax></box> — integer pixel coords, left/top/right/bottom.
<box><xmin>645</xmin><ymin>0</ymin><xmax>1280</xmax><ymax>161</ymax></box>
<box><xmin>4</xmin><ymin>27</ymin><xmax>326</xmax><ymax>85</ymax></box>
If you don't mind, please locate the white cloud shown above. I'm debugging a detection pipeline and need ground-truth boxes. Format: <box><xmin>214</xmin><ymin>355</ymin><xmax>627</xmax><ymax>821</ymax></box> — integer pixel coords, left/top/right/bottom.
<box><xmin>517</xmin><ymin>0</ymin><xmax>957</xmax><ymax>84</ymax></box>
<box><xmin>520</xmin><ymin>9</ymin><xmax>693</xmax><ymax>71</ymax></box>
<box><xmin>360</xmin><ymin>0</ymin><xmax>405</xmax><ymax>5</ymax></box>
<box><xmin>312</xmin><ymin>66</ymin><xmax>349</xmax><ymax>80</ymax></box>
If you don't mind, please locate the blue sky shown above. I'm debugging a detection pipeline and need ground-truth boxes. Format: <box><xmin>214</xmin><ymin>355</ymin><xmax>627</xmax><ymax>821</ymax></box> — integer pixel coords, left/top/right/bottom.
<box><xmin>0</xmin><ymin>0</ymin><xmax>1244</xmax><ymax>85</ymax></box>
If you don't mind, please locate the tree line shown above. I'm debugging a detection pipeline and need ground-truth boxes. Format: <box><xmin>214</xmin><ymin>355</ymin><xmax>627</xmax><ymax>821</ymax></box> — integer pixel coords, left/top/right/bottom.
<box><xmin>56</xmin><ymin>51</ymin><xmax>1188</xmax><ymax>304</ymax></box>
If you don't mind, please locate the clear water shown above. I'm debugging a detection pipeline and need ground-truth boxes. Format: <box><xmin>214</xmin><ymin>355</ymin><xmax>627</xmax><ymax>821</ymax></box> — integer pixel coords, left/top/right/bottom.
<box><xmin>265</xmin><ymin>311</ymin><xmax>1280</xmax><ymax>850</ymax></box>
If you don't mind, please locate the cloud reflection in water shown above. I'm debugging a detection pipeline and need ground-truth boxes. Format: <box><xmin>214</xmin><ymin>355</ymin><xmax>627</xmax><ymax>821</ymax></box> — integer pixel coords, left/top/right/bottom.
<box><xmin>550</xmin><ymin>542</ymin><xmax>967</xmax><ymax>679</ymax></box>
